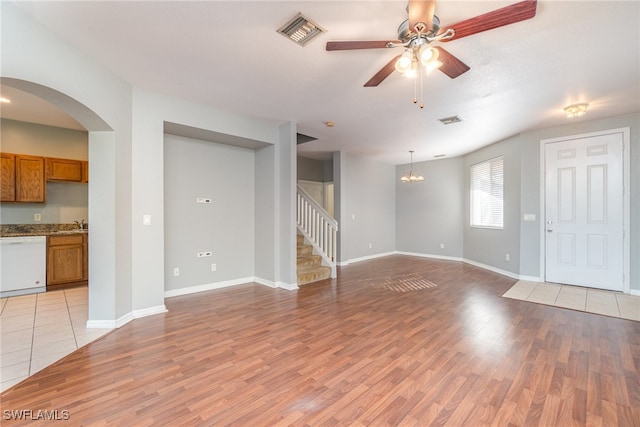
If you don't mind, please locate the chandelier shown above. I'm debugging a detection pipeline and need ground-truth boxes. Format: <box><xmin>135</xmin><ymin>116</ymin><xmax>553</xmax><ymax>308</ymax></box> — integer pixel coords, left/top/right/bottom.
<box><xmin>400</xmin><ymin>151</ymin><xmax>424</xmax><ymax>183</ymax></box>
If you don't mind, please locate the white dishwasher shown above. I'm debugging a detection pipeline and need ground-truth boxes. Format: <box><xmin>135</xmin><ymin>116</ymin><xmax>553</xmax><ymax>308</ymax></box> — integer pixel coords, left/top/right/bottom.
<box><xmin>0</xmin><ymin>236</ymin><xmax>47</xmax><ymax>297</ymax></box>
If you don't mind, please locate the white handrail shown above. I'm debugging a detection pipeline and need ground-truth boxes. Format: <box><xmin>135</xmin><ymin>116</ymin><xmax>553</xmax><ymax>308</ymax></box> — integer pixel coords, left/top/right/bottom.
<box><xmin>296</xmin><ymin>185</ymin><xmax>338</xmax><ymax>278</ymax></box>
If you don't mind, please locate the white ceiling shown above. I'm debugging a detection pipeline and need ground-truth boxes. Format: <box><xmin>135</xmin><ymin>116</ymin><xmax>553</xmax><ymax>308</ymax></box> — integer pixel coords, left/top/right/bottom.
<box><xmin>5</xmin><ymin>1</ymin><xmax>639</xmax><ymax>165</ymax></box>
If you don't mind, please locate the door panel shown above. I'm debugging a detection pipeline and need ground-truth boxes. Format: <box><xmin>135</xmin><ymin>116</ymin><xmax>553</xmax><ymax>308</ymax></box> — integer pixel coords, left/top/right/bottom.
<box><xmin>544</xmin><ymin>132</ymin><xmax>623</xmax><ymax>291</ymax></box>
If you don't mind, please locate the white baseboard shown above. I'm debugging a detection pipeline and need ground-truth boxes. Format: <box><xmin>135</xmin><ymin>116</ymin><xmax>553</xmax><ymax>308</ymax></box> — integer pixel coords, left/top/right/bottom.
<box><xmin>395</xmin><ymin>251</ymin><xmax>463</xmax><ymax>262</ymax></box>
<box><xmin>630</xmin><ymin>289</ymin><xmax>640</xmax><ymax>296</ymax></box>
<box><xmin>518</xmin><ymin>275</ymin><xmax>542</xmax><ymax>282</ymax></box>
<box><xmin>86</xmin><ymin>304</ymin><xmax>167</xmax><ymax>329</ymax></box>
<box><xmin>132</xmin><ymin>305</ymin><xmax>167</xmax><ymax>319</ymax></box>
<box><xmin>164</xmin><ymin>276</ymin><xmax>299</xmax><ymax>299</ymax></box>
<box><xmin>164</xmin><ymin>277</ymin><xmax>255</xmax><ymax>298</ymax></box>
<box><xmin>86</xmin><ymin>319</ymin><xmax>117</xmax><ymax>329</ymax></box>
<box><xmin>462</xmin><ymin>258</ymin><xmax>520</xmax><ymax>280</ymax></box>
<box><xmin>343</xmin><ymin>251</ymin><xmax>396</xmax><ymax>265</ymax></box>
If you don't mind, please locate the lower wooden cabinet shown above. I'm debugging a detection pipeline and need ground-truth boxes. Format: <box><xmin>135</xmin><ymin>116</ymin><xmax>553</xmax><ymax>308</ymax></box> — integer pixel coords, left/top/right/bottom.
<box><xmin>47</xmin><ymin>233</ymin><xmax>88</xmax><ymax>289</ymax></box>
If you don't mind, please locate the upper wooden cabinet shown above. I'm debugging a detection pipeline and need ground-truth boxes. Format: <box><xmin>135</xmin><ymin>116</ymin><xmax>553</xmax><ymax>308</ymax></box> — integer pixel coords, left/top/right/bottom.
<box><xmin>81</xmin><ymin>161</ymin><xmax>89</xmax><ymax>183</ymax></box>
<box><xmin>15</xmin><ymin>155</ymin><xmax>46</xmax><ymax>202</ymax></box>
<box><xmin>46</xmin><ymin>157</ymin><xmax>83</xmax><ymax>182</ymax></box>
<box><xmin>1</xmin><ymin>152</ymin><xmax>87</xmax><ymax>202</ymax></box>
<box><xmin>0</xmin><ymin>153</ymin><xmax>16</xmax><ymax>201</ymax></box>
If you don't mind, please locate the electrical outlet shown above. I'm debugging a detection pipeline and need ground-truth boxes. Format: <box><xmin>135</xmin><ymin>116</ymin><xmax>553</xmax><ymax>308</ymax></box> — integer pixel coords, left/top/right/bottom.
<box><xmin>143</xmin><ymin>215</ymin><xmax>151</xmax><ymax>225</ymax></box>
<box><xmin>211</xmin><ymin>263</ymin><xmax>217</xmax><ymax>272</ymax></box>
<box><xmin>505</xmin><ymin>254</ymin><xmax>510</xmax><ymax>262</ymax></box>
<box><xmin>173</xmin><ymin>267</ymin><xmax>179</xmax><ymax>276</ymax></box>
<box><xmin>197</xmin><ymin>251</ymin><xmax>213</xmax><ymax>258</ymax></box>
<box><xmin>440</xmin><ymin>243</ymin><xmax>444</xmax><ymax>249</ymax></box>
<box><xmin>368</xmin><ymin>243</ymin><xmax>372</xmax><ymax>249</ymax></box>
<box><xmin>34</xmin><ymin>213</ymin><xmax>42</xmax><ymax>221</ymax></box>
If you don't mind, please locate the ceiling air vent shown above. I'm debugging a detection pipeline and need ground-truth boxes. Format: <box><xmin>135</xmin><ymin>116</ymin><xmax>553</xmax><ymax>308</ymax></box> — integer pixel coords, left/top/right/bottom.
<box><xmin>277</xmin><ymin>13</ymin><xmax>326</xmax><ymax>47</ymax></box>
<box><xmin>438</xmin><ymin>115</ymin><xmax>463</xmax><ymax>125</ymax></box>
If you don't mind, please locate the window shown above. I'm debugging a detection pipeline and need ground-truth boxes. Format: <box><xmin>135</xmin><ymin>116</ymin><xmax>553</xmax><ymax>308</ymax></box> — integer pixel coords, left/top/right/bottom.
<box><xmin>470</xmin><ymin>156</ymin><xmax>503</xmax><ymax>228</ymax></box>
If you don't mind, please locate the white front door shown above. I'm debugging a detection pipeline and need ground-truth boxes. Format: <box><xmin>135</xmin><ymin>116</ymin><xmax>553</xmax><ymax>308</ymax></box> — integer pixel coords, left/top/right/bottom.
<box><xmin>544</xmin><ymin>130</ymin><xmax>625</xmax><ymax>291</ymax></box>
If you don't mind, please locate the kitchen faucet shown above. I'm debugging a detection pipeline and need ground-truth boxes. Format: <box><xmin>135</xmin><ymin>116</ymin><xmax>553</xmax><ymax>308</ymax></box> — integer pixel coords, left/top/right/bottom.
<box><xmin>74</xmin><ymin>219</ymin><xmax>86</xmax><ymax>230</ymax></box>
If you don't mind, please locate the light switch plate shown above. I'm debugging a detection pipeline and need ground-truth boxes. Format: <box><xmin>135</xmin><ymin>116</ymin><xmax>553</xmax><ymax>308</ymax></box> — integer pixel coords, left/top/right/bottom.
<box><xmin>143</xmin><ymin>215</ymin><xmax>151</xmax><ymax>225</ymax></box>
<box><xmin>523</xmin><ymin>214</ymin><xmax>536</xmax><ymax>221</ymax></box>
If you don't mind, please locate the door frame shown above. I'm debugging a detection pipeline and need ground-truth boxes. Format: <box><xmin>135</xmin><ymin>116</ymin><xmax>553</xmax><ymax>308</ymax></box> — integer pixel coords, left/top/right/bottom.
<box><xmin>539</xmin><ymin>127</ymin><xmax>630</xmax><ymax>293</ymax></box>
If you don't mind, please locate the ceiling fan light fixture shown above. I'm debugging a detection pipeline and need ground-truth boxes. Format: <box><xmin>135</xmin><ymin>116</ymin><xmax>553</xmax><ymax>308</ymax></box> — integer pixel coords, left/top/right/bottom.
<box><xmin>425</xmin><ymin>59</ymin><xmax>443</xmax><ymax>75</ymax></box>
<box><xmin>419</xmin><ymin>46</ymin><xmax>438</xmax><ymax>66</ymax></box>
<box><xmin>564</xmin><ymin>103</ymin><xmax>588</xmax><ymax>118</ymax></box>
<box><xmin>395</xmin><ymin>50</ymin><xmax>414</xmax><ymax>73</ymax></box>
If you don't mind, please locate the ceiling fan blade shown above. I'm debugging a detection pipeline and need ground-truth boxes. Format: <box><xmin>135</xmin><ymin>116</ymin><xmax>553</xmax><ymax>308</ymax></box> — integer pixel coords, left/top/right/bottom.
<box><xmin>409</xmin><ymin>0</ymin><xmax>437</xmax><ymax>34</ymax></box>
<box><xmin>364</xmin><ymin>55</ymin><xmax>401</xmax><ymax>87</ymax></box>
<box><xmin>326</xmin><ymin>40</ymin><xmax>400</xmax><ymax>51</ymax></box>
<box><xmin>435</xmin><ymin>47</ymin><xmax>470</xmax><ymax>79</ymax></box>
<box><xmin>439</xmin><ymin>0</ymin><xmax>537</xmax><ymax>42</ymax></box>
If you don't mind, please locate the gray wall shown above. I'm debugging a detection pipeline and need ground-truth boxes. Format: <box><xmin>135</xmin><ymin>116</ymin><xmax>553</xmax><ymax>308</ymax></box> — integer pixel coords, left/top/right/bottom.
<box><xmin>515</xmin><ymin>112</ymin><xmax>639</xmax><ymax>290</ymax></box>
<box><xmin>396</xmin><ymin>157</ymin><xmax>464</xmax><ymax>258</ymax></box>
<box><xmin>391</xmin><ymin>112</ymin><xmax>638</xmax><ymax>291</ymax></box>
<box><xmin>463</xmin><ymin>136</ymin><xmax>522</xmax><ymax>275</ymax></box>
<box><xmin>163</xmin><ymin>134</ymin><xmax>255</xmax><ymax>291</ymax></box>
<box><xmin>337</xmin><ymin>152</ymin><xmax>396</xmax><ymax>263</ymax></box>
<box><xmin>0</xmin><ymin>119</ymin><xmax>89</xmax><ymax>224</ymax></box>
<box><xmin>297</xmin><ymin>156</ymin><xmax>333</xmax><ymax>182</ymax></box>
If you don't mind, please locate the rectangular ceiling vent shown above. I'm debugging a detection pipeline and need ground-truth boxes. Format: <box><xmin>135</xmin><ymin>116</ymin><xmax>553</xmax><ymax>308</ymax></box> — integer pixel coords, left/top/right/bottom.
<box><xmin>438</xmin><ymin>115</ymin><xmax>463</xmax><ymax>125</ymax></box>
<box><xmin>277</xmin><ymin>13</ymin><xmax>326</xmax><ymax>47</ymax></box>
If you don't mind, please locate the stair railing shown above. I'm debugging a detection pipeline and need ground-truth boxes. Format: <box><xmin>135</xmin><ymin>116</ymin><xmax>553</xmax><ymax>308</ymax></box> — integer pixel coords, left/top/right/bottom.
<box><xmin>296</xmin><ymin>185</ymin><xmax>338</xmax><ymax>278</ymax></box>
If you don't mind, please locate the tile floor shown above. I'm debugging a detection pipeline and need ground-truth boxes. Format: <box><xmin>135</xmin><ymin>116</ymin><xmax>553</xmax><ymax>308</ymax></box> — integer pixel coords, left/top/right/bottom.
<box><xmin>0</xmin><ymin>287</ymin><xmax>112</xmax><ymax>392</ymax></box>
<box><xmin>503</xmin><ymin>280</ymin><xmax>640</xmax><ymax>321</ymax></box>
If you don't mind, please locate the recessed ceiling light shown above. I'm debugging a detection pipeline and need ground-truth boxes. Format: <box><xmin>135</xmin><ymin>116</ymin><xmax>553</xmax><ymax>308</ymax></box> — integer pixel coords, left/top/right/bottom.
<box><xmin>324</xmin><ymin>121</ymin><xmax>335</xmax><ymax>128</ymax></box>
<box><xmin>0</xmin><ymin>97</ymin><xmax>11</xmax><ymax>103</ymax></box>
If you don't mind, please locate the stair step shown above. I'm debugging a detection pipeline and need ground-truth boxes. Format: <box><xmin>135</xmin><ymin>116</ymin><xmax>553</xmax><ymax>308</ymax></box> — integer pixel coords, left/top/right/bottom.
<box><xmin>297</xmin><ymin>254</ymin><xmax>322</xmax><ymax>269</ymax></box>
<box><xmin>296</xmin><ymin>234</ymin><xmax>331</xmax><ymax>286</ymax></box>
<box><xmin>297</xmin><ymin>244</ymin><xmax>313</xmax><ymax>257</ymax></box>
<box><xmin>297</xmin><ymin>265</ymin><xmax>331</xmax><ymax>286</ymax></box>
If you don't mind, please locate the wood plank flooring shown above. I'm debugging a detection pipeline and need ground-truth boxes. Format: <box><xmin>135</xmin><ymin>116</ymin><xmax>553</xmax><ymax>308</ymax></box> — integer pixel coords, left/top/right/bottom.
<box><xmin>1</xmin><ymin>255</ymin><xmax>639</xmax><ymax>426</ymax></box>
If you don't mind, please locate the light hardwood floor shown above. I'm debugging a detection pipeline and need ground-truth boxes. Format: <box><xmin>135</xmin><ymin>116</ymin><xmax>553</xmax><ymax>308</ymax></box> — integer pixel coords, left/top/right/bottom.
<box><xmin>1</xmin><ymin>255</ymin><xmax>638</xmax><ymax>426</ymax></box>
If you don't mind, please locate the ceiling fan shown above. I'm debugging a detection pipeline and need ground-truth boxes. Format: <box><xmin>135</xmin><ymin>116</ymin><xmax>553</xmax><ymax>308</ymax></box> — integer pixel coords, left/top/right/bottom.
<box><xmin>326</xmin><ymin>0</ymin><xmax>538</xmax><ymax>94</ymax></box>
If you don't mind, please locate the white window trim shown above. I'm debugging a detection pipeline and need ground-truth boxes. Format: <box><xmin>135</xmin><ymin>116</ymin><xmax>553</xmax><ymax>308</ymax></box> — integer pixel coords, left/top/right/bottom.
<box><xmin>470</xmin><ymin>156</ymin><xmax>504</xmax><ymax>229</ymax></box>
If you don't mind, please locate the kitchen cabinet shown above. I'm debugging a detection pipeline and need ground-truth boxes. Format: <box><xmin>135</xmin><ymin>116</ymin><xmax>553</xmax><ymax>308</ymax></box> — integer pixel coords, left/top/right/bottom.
<box><xmin>46</xmin><ymin>157</ymin><xmax>83</xmax><ymax>182</ymax></box>
<box><xmin>16</xmin><ymin>155</ymin><xmax>46</xmax><ymax>202</ymax></box>
<box><xmin>47</xmin><ymin>233</ymin><xmax>88</xmax><ymax>289</ymax></box>
<box><xmin>82</xmin><ymin>161</ymin><xmax>89</xmax><ymax>183</ymax></box>
<box><xmin>0</xmin><ymin>153</ymin><xmax>15</xmax><ymax>201</ymax></box>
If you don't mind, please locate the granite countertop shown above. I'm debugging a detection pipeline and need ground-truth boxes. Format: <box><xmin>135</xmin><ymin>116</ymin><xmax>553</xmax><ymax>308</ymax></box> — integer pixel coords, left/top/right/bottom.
<box><xmin>0</xmin><ymin>224</ymin><xmax>88</xmax><ymax>238</ymax></box>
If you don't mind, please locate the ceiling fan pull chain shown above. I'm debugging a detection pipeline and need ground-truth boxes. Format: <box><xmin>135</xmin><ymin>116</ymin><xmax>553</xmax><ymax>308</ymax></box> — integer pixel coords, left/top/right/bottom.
<box><xmin>413</xmin><ymin>70</ymin><xmax>420</xmax><ymax>104</ymax></box>
<box><xmin>420</xmin><ymin>65</ymin><xmax>425</xmax><ymax>109</ymax></box>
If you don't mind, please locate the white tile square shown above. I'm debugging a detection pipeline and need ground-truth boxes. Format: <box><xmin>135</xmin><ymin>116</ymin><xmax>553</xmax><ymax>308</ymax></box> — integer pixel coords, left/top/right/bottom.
<box><xmin>527</xmin><ymin>283</ymin><xmax>562</xmax><ymax>305</ymax></box>
<box><xmin>616</xmin><ymin>294</ymin><xmax>640</xmax><ymax>321</ymax></box>
<box><xmin>586</xmin><ymin>290</ymin><xmax>620</xmax><ymax>317</ymax></box>
<box><xmin>554</xmin><ymin>286</ymin><xmax>587</xmax><ymax>311</ymax></box>
<box><xmin>503</xmin><ymin>281</ymin><xmax>539</xmax><ymax>300</ymax></box>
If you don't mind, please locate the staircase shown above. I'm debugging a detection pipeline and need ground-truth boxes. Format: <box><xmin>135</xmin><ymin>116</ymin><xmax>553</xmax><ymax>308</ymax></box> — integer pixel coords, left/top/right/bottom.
<box><xmin>296</xmin><ymin>185</ymin><xmax>338</xmax><ymax>286</ymax></box>
<box><xmin>297</xmin><ymin>234</ymin><xmax>331</xmax><ymax>285</ymax></box>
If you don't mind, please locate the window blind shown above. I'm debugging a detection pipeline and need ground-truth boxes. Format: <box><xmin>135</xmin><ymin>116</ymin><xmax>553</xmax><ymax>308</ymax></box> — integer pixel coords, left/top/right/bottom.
<box><xmin>470</xmin><ymin>156</ymin><xmax>503</xmax><ymax>228</ymax></box>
